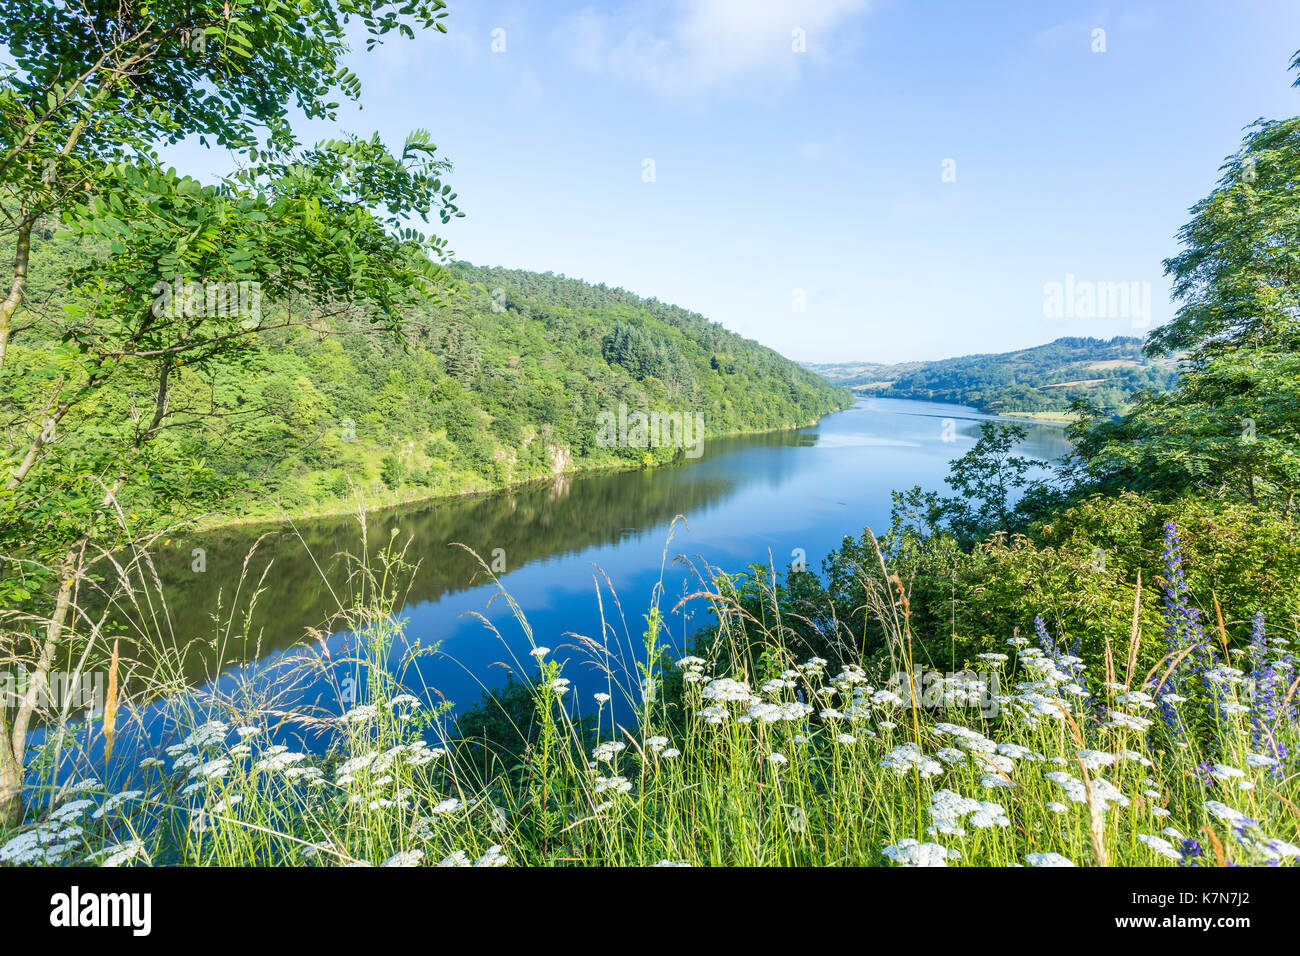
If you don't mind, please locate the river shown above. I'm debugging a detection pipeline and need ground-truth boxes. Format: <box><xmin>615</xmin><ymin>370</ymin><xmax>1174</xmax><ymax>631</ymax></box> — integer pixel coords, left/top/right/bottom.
<box><xmin>119</xmin><ymin>397</ymin><xmax>1069</xmax><ymax>734</ymax></box>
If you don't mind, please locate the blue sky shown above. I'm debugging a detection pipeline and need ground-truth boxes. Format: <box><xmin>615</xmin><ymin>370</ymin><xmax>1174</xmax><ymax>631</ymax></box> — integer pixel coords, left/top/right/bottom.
<box><xmin>169</xmin><ymin>0</ymin><xmax>1300</xmax><ymax>363</ymax></box>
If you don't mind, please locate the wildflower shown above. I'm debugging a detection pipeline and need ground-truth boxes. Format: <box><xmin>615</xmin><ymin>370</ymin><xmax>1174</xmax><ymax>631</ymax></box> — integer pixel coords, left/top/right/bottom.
<box><xmin>530</xmin><ymin>647</ymin><xmax>550</xmax><ymax>659</ymax></box>
<box><xmin>95</xmin><ymin>840</ymin><xmax>146</xmax><ymax>867</ymax></box>
<box><xmin>836</xmin><ymin>733</ymin><xmax>857</xmax><ymax>745</ymax></box>
<box><xmin>1118</xmin><ymin>750</ymin><xmax>1153</xmax><ymax>768</ymax></box>
<box><xmin>172</xmin><ymin>752</ymin><xmax>201</xmax><ymax>771</ymax></box>
<box><xmin>475</xmin><ymin>845</ymin><xmax>508</xmax><ymax>867</ymax></box>
<box><xmin>1156</xmin><ymin>523</ymin><xmax>1200</xmax><ymax>736</ymax></box>
<box><xmin>594</xmin><ymin>775</ymin><xmax>632</xmax><ymax>794</ymax></box>
<box><xmin>1103</xmin><ymin>711</ymin><xmax>1153</xmax><ymax>732</ymax></box>
<box><xmin>996</xmin><ymin>743</ymin><xmax>1040</xmax><ymax>762</ymax></box>
<box><xmin>549</xmin><ymin>677</ymin><xmax>570</xmax><ymax>697</ymax></box>
<box><xmin>749</xmin><ymin>700</ymin><xmax>812</xmax><ymax>723</ymax></box>
<box><xmin>882</xmin><ymin>839</ymin><xmax>959</xmax><ymax>867</ymax></box>
<box><xmin>1</xmin><ymin>829</ymin><xmax>80</xmax><ymax>865</ymax></box>
<box><xmin>1025</xmin><ymin>852</ymin><xmax>1075</xmax><ymax>867</ymax></box>
<box><xmin>188</xmin><ymin>758</ymin><xmax>231</xmax><ymax>781</ymax></box>
<box><xmin>591</xmin><ymin>741</ymin><xmax>626</xmax><ymax>762</ymax></box>
<box><xmin>1077</xmin><ymin>750</ymin><xmax>1119</xmax><ymax>770</ymax></box>
<box><xmin>881</xmin><ymin>744</ymin><xmax>943</xmax><ymax>778</ymax></box>
<box><xmin>91</xmin><ymin>791</ymin><xmax>144</xmax><ymax>820</ymax></box>
<box><xmin>1136</xmin><ymin>834</ymin><xmax>1181</xmax><ymax>861</ymax></box>
<box><xmin>1116</xmin><ymin>690</ymin><xmax>1155</xmax><ymax>710</ymax></box>
<box><xmin>1047</xmin><ymin>801</ymin><xmax>1068</xmax><ymax>813</ymax></box>
<box><xmin>980</xmin><ymin>774</ymin><xmax>1016</xmax><ymax>790</ymax></box>
<box><xmin>431</xmin><ymin>799</ymin><xmax>461</xmax><ymax>814</ymax></box>
<box><xmin>768</xmin><ymin>752</ymin><xmax>789</xmax><ymax>766</ymax></box>
<box><xmin>701</xmin><ymin>677</ymin><xmax>752</xmax><ymax>703</ymax></box>
<box><xmin>700</xmin><ymin>705</ymin><xmax>729</xmax><ymax>724</ymax></box>
<box><xmin>979</xmin><ymin>754</ymin><xmax>1015</xmax><ymax>774</ymax></box>
<box><xmin>936</xmin><ymin>747</ymin><xmax>967</xmax><ymax>765</ymax></box>
<box><xmin>255</xmin><ymin>750</ymin><xmax>307</xmax><ymax>772</ymax></box>
<box><xmin>1203</xmin><ymin>800</ymin><xmax>1251</xmax><ymax>826</ymax></box>
<box><xmin>342</xmin><ymin>704</ymin><xmax>379</xmax><ymax>724</ymax></box>
<box><xmin>929</xmin><ymin>789</ymin><xmax>1009</xmax><ymax>836</ymax></box>
<box><xmin>594</xmin><ymin>692</ymin><xmax>611</xmax><ymax>704</ymax></box>
<box><xmin>383</xmin><ymin>850</ymin><xmax>424</xmax><ymax>867</ymax></box>
<box><xmin>1246</xmin><ymin>612</ymin><xmax>1293</xmax><ymax>769</ymax></box>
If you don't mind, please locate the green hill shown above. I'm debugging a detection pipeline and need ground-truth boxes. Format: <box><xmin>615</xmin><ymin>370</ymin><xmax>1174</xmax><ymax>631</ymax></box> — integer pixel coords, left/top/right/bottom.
<box><xmin>8</xmin><ymin>231</ymin><xmax>849</xmax><ymax>526</ymax></box>
<box><xmin>805</xmin><ymin>336</ymin><xmax>1177</xmax><ymax>416</ymax></box>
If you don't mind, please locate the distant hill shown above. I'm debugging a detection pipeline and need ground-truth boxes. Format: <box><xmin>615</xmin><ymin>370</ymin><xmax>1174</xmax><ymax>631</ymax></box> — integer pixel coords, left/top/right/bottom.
<box><xmin>805</xmin><ymin>336</ymin><xmax>1178</xmax><ymax>416</ymax></box>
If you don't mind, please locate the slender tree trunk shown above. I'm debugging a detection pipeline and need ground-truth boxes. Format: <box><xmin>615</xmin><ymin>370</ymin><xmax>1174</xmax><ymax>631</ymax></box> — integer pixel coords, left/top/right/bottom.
<box><xmin>0</xmin><ymin>540</ymin><xmax>84</xmax><ymax>827</ymax></box>
<box><xmin>0</xmin><ymin>215</ymin><xmax>32</xmax><ymax>374</ymax></box>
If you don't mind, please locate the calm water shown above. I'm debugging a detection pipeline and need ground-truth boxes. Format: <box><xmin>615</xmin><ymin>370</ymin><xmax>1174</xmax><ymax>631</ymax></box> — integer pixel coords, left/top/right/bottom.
<box><xmin>134</xmin><ymin>397</ymin><xmax>1067</xmax><ymax>731</ymax></box>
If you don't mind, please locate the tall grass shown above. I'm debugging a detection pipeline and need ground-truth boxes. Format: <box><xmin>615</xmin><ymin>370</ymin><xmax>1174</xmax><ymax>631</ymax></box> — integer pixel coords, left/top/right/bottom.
<box><xmin>1</xmin><ymin>515</ymin><xmax>1296</xmax><ymax>867</ymax></box>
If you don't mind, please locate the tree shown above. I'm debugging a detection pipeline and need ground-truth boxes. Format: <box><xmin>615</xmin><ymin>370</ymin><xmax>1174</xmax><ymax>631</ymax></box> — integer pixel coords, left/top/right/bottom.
<box><xmin>0</xmin><ymin>0</ymin><xmax>453</xmax><ymax>373</ymax></box>
<box><xmin>939</xmin><ymin>421</ymin><xmax>1042</xmax><ymax>546</ymax></box>
<box><xmin>0</xmin><ymin>2</ymin><xmax>459</xmax><ymax>826</ymax></box>
<box><xmin>1069</xmin><ymin>50</ymin><xmax>1300</xmax><ymax>510</ymax></box>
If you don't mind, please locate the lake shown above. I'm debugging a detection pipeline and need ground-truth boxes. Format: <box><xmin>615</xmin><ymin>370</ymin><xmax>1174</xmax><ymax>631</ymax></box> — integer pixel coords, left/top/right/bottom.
<box><xmin>127</xmin><ymin>397</ymin><xmax>1068</xmax><ymax>735</ymax></box>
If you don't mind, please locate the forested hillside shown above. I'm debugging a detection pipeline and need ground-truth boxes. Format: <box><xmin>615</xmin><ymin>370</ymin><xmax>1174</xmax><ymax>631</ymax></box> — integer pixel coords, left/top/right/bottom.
<box><xmin>8</xmin><ymin>232</ymin><xmax>848</xmax><ymax>526</ymax></box>
<box><xmin>806</xmin><ymin>336</ymin><xmax>1177</xmax><ymax>415</ymax></box>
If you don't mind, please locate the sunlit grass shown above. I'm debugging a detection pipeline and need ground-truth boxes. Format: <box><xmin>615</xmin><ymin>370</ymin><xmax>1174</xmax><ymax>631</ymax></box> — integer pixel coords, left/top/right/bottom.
<box><xmin>1</xmin><ymin>518</ymin><xmax>1296</xmax><ymax>868</ymax></box>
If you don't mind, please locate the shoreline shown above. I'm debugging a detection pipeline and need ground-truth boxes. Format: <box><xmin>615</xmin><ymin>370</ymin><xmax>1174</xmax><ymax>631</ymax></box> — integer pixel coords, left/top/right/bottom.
<box><xmin>184</xmin><ymin>408</ymin><xmax>847</xmax><ymax>535</ymax></box>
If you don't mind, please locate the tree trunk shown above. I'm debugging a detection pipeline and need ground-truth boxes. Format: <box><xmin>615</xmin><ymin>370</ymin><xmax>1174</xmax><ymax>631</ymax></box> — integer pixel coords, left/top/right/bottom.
<box><xmin>0</xmin><ymin>540</ymin><xmax>83</xmax><ymax>827</ymax></box>
<box><xmin>0</xmin><ymin>216</ymin><xmax>32</xmax><ymax>375</ymax></box>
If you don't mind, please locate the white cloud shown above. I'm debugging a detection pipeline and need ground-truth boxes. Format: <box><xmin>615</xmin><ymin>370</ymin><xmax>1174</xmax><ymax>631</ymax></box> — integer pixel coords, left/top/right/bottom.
<box><xmin>561</xmin><ymin>0</ymin><xmax>873</xmax><ymax>95</ymax></box>
<box><xmin>800</xmin><ymin>139</ymin><xmax>829</xmax><ymax>159</ymax></box>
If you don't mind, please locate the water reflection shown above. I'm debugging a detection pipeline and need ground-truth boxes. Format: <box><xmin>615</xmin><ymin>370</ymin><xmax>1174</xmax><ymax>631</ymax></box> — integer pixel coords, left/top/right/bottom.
<box><xmin>107</xmin><ymin>398</ymin><xmax>1068</xmax><ymax>720</ymax></box>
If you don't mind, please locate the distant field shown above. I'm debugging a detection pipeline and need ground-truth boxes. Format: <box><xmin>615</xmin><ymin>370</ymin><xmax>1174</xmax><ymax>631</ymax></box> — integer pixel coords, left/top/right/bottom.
<box><xmin>804</xmin><ymin>335</ymin><xmax>1178</xmax><ymax>417</ymax></box>
<box><xmin>999</xmin><ymin>410</ymin><xmax>1081</xmax><ymax>424</ymax></box>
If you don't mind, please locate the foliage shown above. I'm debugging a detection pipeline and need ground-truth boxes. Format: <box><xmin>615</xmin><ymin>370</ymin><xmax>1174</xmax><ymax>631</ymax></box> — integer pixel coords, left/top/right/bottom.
<box><xmin>1068</xmin><ymin>64</ymin><xmax>1300</xmax><ymax>509</ymax></box>
<box><xmin>808</xmin><ymin>336</ymin><xmax>1178</xmax><ymax>415</ymax></box>
<box><xmin>1</xmin><ymin>531</ymin><xmax>1296</xmax><ymax>868</ymax></box>
<box><xmin>0</xmin><ymin>0</ymin><xmax>460</xmax><ymax>827</ymax></box>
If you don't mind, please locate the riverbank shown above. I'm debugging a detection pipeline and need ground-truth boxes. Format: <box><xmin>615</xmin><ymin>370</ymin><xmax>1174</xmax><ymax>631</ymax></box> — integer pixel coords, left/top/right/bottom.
<box><xmin>187</xmin><ymin>409</ymin><xmax>847</xmax><ymax>533</ymax></box>
<box><xmin>998</xmin><ymin>410</ymin><xmax>1080</xmax><ymax>425</ymax></box>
